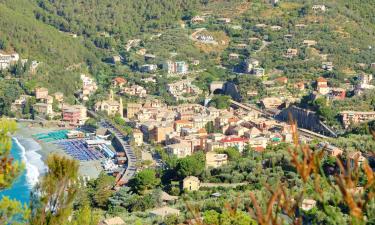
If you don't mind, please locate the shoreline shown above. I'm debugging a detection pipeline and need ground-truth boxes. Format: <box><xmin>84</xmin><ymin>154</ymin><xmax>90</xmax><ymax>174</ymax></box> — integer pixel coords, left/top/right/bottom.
<box><xmin>14</xmin><ymin>122</ymin><xmax>102</xmax><ymax>179</ymax></box>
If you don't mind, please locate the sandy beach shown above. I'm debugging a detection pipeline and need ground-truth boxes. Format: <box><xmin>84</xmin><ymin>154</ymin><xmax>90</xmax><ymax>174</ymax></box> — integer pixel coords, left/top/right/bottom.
<box><xmin>15</xmin><ymin>122</ymin><xmax>102</xmax><ymax>179</ymax></box>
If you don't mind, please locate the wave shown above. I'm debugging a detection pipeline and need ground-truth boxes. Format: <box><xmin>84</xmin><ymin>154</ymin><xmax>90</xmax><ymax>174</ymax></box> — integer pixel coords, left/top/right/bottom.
<box><xmin>13</xmin><ymin>137</ymin><xmax>47</xmax><ymax>189</ymax></box>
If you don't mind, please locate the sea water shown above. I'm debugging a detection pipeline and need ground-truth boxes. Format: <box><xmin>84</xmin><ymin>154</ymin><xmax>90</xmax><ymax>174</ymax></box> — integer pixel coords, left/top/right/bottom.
<box><xmin>0</xmin><ymin>137</ymin><xmax>46</xmax><ymax>204</ymax></box>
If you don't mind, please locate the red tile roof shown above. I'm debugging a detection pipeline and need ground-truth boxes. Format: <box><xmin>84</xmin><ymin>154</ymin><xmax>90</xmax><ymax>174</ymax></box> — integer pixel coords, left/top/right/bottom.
<box><xmin>316</xmin><ymin>77</ymin><xmax>327</xmax><ymax>83</ymax></box>
<box><xmin>220</xmin><ymin>137</ymin><xmax>248</xmax><ymax>143</ymax></box>
<box><xmin>113</xmin><ymin>77</ymin><xmax>127</xmax><ymax>84</ymax></box>
<box><xmin>254</xmin><ymin>146</ymin><xmax>265</xmax><ymax>152</ymax></box>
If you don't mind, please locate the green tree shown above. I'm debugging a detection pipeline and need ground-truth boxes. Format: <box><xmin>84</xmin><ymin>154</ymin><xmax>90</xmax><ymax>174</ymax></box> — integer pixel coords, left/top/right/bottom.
<box><xmin>0</xmin><ymin>118</ymin><xmax>30</xmax><ymax>224</ymax></box>
<box><xmin>220</xmin><ymin>210</ymin><xmax>257</xmax><ymax>225</ymax></box>
<box><xmin>203</xmin><ymin>210</ymin><xmax>220</xmax><ymax>225</ymax></box>
<box><xmin>209</xmin><ymin>95</ymin><xmax>231</xmax><ymax>109</ymax></box>
<box><xmin>0</xmin><ymin>119</ymin><xmax>21</xmax><ymax>189</ymax></box>
<box><xmin>175</xmin><ymin>151</ymin><xmax>205</xmax><ymax>178</ymax></box>
<box><xmin>129</xmin><ymin>169</ymin><xmax>160</xmax><ymax>194</ymax></box>
<box><xmin>84</xmin><ymin>118</ymin><xmax>98</xmax><ymax>129</ymax></box>
<box><xmin>108</xmin><ymin>186</ymin><xmax>136</xmax><ymax>213</ymax></box>
<box><xmin>69</xmin><ymin>202</ymin><xmax>99</xmax><ymax>225</ymax></box>
<box><xmin>90</xmin><ymin>172</ymin><xmax>115</xmax><ymax>208</ymax></box>
<box><xmin>0</xmin><ymin>195</ymin><xmax>29</xmax><ymax>225</ymax></box>
<box><xmin>30</xmin><ymin>154</ymin><xmax>79</xmax><ymax>225</ymax></box>
<box><xmin>217</xmin><ymin>147</ymin><xmax>241</xmax><ymax>161</ymax></box>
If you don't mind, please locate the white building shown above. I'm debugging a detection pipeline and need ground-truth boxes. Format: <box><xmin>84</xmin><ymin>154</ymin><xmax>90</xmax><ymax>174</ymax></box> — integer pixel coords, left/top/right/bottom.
<box><xmin>164</xmin><ymin>60</ymin><xmax>188</xmax><ymax>75</ymax></box>
<box><xmin>0</xmin><ymin>52</ymin><xmax>19</xmax><ymax>70</ymax></box>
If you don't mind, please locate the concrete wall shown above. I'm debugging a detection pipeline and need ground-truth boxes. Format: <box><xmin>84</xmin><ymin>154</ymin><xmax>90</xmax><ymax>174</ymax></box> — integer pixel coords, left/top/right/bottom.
<box><xmin>276</xmin><ymin>105</ymin><xmax>337</xmax><ymax>137</ymax></box>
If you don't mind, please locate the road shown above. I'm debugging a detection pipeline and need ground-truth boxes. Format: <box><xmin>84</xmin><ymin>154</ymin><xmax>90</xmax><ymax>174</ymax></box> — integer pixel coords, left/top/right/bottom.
<box><xmin>88</xmin><ymin>110</ymin><xmax>137</xmax><ymax>185</ymax></box>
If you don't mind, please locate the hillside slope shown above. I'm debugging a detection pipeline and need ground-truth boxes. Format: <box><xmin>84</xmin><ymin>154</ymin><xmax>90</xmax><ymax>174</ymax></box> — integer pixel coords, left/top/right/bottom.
<box><xmin>0</xmin><ymin>0</ymin><xmax>101</xmax><ymax>96</ymax></box>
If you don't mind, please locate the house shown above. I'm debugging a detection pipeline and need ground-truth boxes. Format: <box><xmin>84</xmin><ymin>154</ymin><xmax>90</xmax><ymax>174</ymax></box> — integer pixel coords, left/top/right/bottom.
<box><xmin>316</xmin><ymin>77</ymin><xmax>330</xmax><ymax>95</ymax></box>
<box><xmin>294</xmin><ymin>82</ymin><xmax>305</xmax><ymax>91</ymax></box>
<box><xmin>206</xmin><ymin>152</ymin><xmax>228</xmax><ymax>168</ymax></box>
<box><xmin>322</xmin><ymin>62</ymin><xmax>334</xmax><ymax>71</ymax></box>
<box><xmin>295</xmin><ymin>24</ymin><xmax>307</xmax><ymax>29</ymax></box>
<box><xmin>357</xmin><ymin>74</ymin><xmax>374</xmax><ymax>90</ymax></box>
<box><xmin>133</xmin><ymin>129</ymin><xmax>143</xmax><ymax>146</ymax></box>
<box><xmin>166</xmin><ymin>142</ymin><xmax>192</xmax><ymax>158</ymax></box>
<box><xmin>321</xmin><ymin>143</ymin><xmax>343</xmax><ymax>157</ymax></box>
<box><xmin>94</xmin><ymin>90</ymin><xmax>123</xmax><ymax>117</ymax></box>
<box><xmin>112</xmin><ymin>77</ymin><xmax>127</xmax><ymax>88</ymax></box>
<box><xmin>166</xmin><ymin>80</ymin><xmax>202</xmax><ymax>101</ymax></box>
<box><xmin>340</xmin><ymin>111</ymin><xmax>375</xmax><ymax>128</ymax></box>
<box><xmin>149</xmin><ymin>206</ymin><xmax>180</xmax><ymax>219</ymax></box>
<box><xmin>245</xmin><ymin>58</ymin><xmax>260</xmax><ymax>73</ymax></box>
<box><xmin>248</xmin><ymin>136</ymin><xmax>268</xmax><ymax>150</ymax></box>
<box><xmin>253</xmin><ymin>67</ymin><xmax>265</xmax><ymax>77</ymax></box>
<box><xmin>112</xmin><ymin>55</ymin><xmax>121</xmax><ymax>63</ymax></box>
<box><xmin>275</xmin><ymin>76</ymin><xmax>288</xmax><ymax>85</ymax></box>
<box><xmin>150</xmin><ymin>123</ymin><xmax>174</xmax><ymax>143</ymax></box>
<box><xmin>285</xmin><ymin>48</ymin><xmax>298</xmax><ymax>58</ymax></box>
<box><xmin>125</xmin><ymin>39</ymin><xmax>141</xmax><ymax>52</ymax></box>
<box><xmin>80</xmin><ymin>74</ymin><xmax>98</xmax><ymax>101</ymax></box>
<box><xmin>174</xmin><ymin>120</ymin><xmax>194</xmax><ymax>133</ymax></box>
<box><xmin>11</xmin><ymin>95</ymin><xmax>31</xmax><ymax>113</ymax></box>
<box><xmin>255</xmin><ymin>23</ymin><xmax>267</xmax><ymax>28</ymax></box>
<box><xmin>62</xmin><ymin>105</ymin><xmax>88</xmax><ymax>125</ymax></box>
<box><xmin>136</xmin><ymin>48</ymin><xmax>147</xmax><ymax>56</ymax></box>
<box><xmin>228</xmin><ymin>125</ymin><xmax>249</xmax><ymax>136</ymax></box>
<box><xmin>0</xmin><ymin>52</ymin><xmax>19</xmax><ymax>70</ymax></box>
<box><xmin>217</xmin><ymin>18</ymin><xmax>231</xmax><ymax>24</ymax></box>
<box><xmin>126</xmin><ymin>103</ymin><xmax>143</xmax><ymax>118</ymax></box>
<box><xmin>219</xmin><ymin>136</ymin><xmax>248</xmax><ymax>152</ymax></box>
<box><xmin>229</xmin><ymin>53</ymin><xmax>240</xmax><ymax>60</ymax></box>
<box><xmin>244</xmin><ymin>127</ymin><xmax>263</xmax><ymax>139</ymax></box>
<box><xmin>192</xmin><ymin>59</ymin><xmax>200</xmax><ymax>65</ymax></box>
<box><xmin>140</xmin><ymin>64</ymin><xmax>157</xmax><ymax>72</ymax></box>
<box><xmin>301</xmin><ymin>199</ymin><xmax>316</xmax><ymax>211</ymax></box>
<box><xmin>330</xmin><ymin>88</ymin><xmax>346</xmax><ymax>100</ymax></box>
<box><xmin>35</xmin><ymin>87</ymin><xmax>49</xmax><ymax>100</ymax></box>
<box><xmin>121</xmin><ymin>85</ymin><xmax>147</xmax><ymax>98</ymax></box>
<box><xmin>303</xmin><ymin>40</ymin><xmax>317</xmax><ymax>47</ymax></box>
<box><xmin>236</xmin><ymin>43</ymin><xmax>248</xmax><ymax>49</ymax></box>
<box><xmin>144</xmin><ymin>54</ymin><xmax>156</xmax><ymax>60</ymax></box>
<box><xmin>158</xmin><ymin>191</ymin><xmax>178</xmax><ymax>204</ymax></box>
<box><xmin>33</xmin><ymin>103</ymin><xmax>53</xmax><ymax>116</ymax></box>
<box><xmin>312</xmin><ymin>5</ymin><xmax>326</xmax><ymax>12</ymax></box>
<box><xmin>260</xmin><ymin>97</ymin><xmax>284</xmax><ymax>109</ymax></box>
<box><xmin>348</xmin><ymin>151</ymin><xmax>366</xmax><ymax>168</ymax></box>
<box><xmin>164</xmin><ymin>60</ymin><xmax>188</xmax><ymax>74</ymax></box>
<box><xmin>191</xmin><ymin>16</ymin><xmax>205</xmax><ymax>23</ymax></box>
<box><xmin>99</xmin><ymin>217</ymin><xmax>125</xmax><ymax>225</ymax></box>
<box><xmin>270</xmin><ymin>25</ymin><xmax>282</xmax><ymax>31</ymax></box>
<box><xmin>53</xmin><ymin>92</ymin><xmax>64</xmax><ymax>102</ymax></box>
<box><xmin>182</xmin><ymin>176</ymin><xmax>200</xmax><ymax>191</ymax></box>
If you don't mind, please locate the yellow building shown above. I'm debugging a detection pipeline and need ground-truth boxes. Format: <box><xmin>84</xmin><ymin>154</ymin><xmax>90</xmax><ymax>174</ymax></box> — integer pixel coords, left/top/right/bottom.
<box><xmin>95</xmin><ymin>90</ymin><xmax>123</xmax><ymax>117</ymax></box>
<box><xmin>133</xmin><ymin>129</ymin><xmax>143</xmax><ymax>146</ymax></box>
<box><xmin>206</xmin><ymin>152</ymin><xmax>228</xmax><ymax>168</ymax></box>
<box><xmin>182</xmin><ymin>176</ymin><xmax>200</xmax><ymax>191</ymax></box>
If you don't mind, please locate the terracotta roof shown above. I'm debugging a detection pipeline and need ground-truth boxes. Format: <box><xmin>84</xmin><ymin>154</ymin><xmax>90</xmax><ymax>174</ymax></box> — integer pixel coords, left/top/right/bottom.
<box><xmin>198</xmin><ymin>128</ymin><xmax>207</xmax><ymax>134</ymax></box>
<box><xmin>254</xmin><ymin>146</ymin><xmax>265</xmax><ymax>152</ymax></box>
<box><xmin>276</xmin><ymin>76</ymin><xmax>288</xmax><ymax>82</ymax></box>
<box><xmin>317</xmin><ymin>77</ymin><xmax>327</xmax><ymax>82</ymax></box>
<box><xmin>113</xmin><ymin>77</ymin><xmax>127</xmax><ymax>84</ymax></box>
<box><xmin>175</xmin><ymin>120</ymin><xmax>191</xmax><ymax>124</ymax></box>
<box><xmin>228</xmin><ymin>117</ymin><xmax>239</xmax><ymax>123</ymax></box>
<box><xmin>220</xmin><ymin>136</ymin><xmax>248</xmax><ymax>143</ymax></box>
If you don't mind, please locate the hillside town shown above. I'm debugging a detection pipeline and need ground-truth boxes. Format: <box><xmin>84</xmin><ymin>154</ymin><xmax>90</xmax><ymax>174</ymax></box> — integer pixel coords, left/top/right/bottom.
<box><xmin>0</xmin><ymin>1</ymin><xmax>374</xmax><ymax>225</ymax></box>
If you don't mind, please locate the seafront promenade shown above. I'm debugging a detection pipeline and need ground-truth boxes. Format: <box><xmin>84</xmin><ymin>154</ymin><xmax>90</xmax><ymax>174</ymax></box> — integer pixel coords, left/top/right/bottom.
<box><xmin>88</xmin><ymin>110</ymin><xmax>138</xmax><ymax>185</ymax></box>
